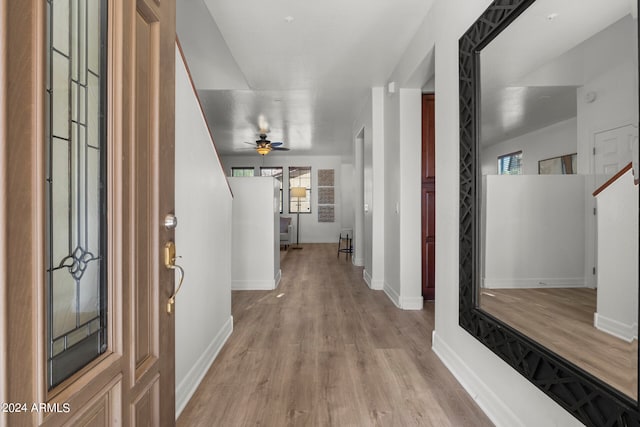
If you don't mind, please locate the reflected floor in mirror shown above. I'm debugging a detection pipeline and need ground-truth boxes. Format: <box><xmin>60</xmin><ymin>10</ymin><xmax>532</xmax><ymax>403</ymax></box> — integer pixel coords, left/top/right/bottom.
<box><xmin>480</xmin><ymin>288</ymin><xmax>637</xmax><ymax>400</ymax></box>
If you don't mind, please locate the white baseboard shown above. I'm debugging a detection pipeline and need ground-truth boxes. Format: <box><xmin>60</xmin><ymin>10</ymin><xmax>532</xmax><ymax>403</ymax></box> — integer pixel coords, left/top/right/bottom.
<box><xmin>594</xmin><ymin>312</ymin><xmax>638</xmax><ymax>342</ymax></box>
<box><xmin>364</xmin><ymin>269</ymin><xmax>384</xmax><ymax>290</ymax></box>
<box><xmin>382</xmin><ymin>282</ymin><xmax>422</xmax><ymax>310</ymax></box>
<box><xmin>232</xmin><ymin>276</ymin><xmax>279</xmax><ymax>290</ymax></box>
<box><xmin>432</xmin><ymin>331</ymin><xmax>523</xmax><ymax>427</ymax></box>
<box><xmin>353</xmin><ymin>257</ymin><xmax>364</xmax><ymax>267</ymax></box>
<box><xmin>483</xmin><ymin>277</ymin><xmax>585</xmax><ymax>289</ymax></box>
<box><xmin>401</xmin><ymin>296</ymin><xmax>424</xmax><ymax>310</ymax></box>
<box><xmin>363</xmin><ymin>269</ymin><xmax>372</xmax><ymax>288</ymax></box>
<box><xmin>274</xmin><ymin>269</ymin><xmax>282</xmax><ymax>289</ymax></box>
<box><xmin>383</xmin><ymin>282</ymin><xmax>402</xmax><ymax>308</ymax></box>
<box><xmin>176</xmin><ymin>316</ymin><xmax>234</xmax><ymax>419</ymax></box>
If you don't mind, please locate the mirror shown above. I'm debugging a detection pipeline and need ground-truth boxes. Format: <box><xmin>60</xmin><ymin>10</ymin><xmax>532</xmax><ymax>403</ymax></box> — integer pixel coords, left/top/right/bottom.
<box><xmin>459</xmin><ymin>0</ymin><xmax>640</xmax><ymax>424</ymax></box>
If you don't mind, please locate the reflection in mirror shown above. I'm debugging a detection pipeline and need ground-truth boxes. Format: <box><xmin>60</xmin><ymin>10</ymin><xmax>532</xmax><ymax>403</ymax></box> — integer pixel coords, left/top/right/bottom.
<box><xmin>538</xmin><ymin>153</ymin><xmax>576</xmax><ymax>174</ymax></box>
<box><xmin>477</xmin><ymin>0</ymin><xmax>639</xmax><ymax>400</ymax></box>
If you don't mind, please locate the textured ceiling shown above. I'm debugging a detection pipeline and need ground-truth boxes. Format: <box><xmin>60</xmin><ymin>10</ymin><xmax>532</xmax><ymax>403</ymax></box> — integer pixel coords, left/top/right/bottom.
<box><xmin>177</xmin><ymin>0</ymin><xmax>636</xmax><ymax>155</ymax></box>
<box><xmin>177</xmin><ymin>0</ymin><xmax>434</xmax><ymax>157</ymax></box>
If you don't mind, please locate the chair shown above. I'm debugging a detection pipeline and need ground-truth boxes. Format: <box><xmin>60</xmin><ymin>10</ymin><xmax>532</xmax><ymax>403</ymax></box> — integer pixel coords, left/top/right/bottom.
<box><xmin>280</xmin><ymin>217</ymin><xmax>293</xmax><ymax>249</ymax></box>
<box><xmin>337</xmin><ymin>228</ymin><xmax>353</xmax><ymax>258</ymax></box>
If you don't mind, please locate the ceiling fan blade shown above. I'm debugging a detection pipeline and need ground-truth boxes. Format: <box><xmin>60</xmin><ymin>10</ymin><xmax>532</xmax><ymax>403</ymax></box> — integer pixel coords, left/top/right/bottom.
<box><xmin>270</xmin><ymin>142</ymin><xmax>283</xmax><ymax>147</ymax></box>
<box><xmin>243</xmin><ymin>141</ymin><xmax>257</xmax><ymax>146</ymax></box>
<box><xmin>272</xmin><ymin>147</ymin><xmax>290</xmax><ymax>151</ymax></box>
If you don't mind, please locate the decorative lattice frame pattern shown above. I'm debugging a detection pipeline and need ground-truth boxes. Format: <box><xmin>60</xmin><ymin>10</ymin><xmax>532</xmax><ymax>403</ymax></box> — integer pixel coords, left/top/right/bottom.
<box><xmin>458</xmin><ymin>1</ymin><xmax>640</xmax><ymax>425</ymax></box>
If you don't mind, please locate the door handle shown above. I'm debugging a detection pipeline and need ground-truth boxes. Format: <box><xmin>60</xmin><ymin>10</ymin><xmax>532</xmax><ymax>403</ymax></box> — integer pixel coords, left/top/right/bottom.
<box><xmin>164</xmin><ymin>241</ymin><xmax>185</xmax><ymax>314</ymax></box>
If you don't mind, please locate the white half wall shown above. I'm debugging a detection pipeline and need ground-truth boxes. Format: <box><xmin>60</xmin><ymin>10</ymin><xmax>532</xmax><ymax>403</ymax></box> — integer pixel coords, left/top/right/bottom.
<box><xmin>595</xmin><ymin>169</ymin><xmax>639</xmax><ymax>341</ymax></box>
<box><xmin>175</xmin><ymin>47</ymin><xmax>233</xmax><ymax>418</ymax></box>
<box><xmin>483</xmin><ymin>175</ymin><xmax>586</xmax><ymax>289</ymax></box>
<box><xmin>229</xmin><ymin>177</ymin><xmax>280</xmax><ymax>290</ymax></box>
<box><xmin>223</xmin><ymin>155</ymin><xmax>344</xmax><ymax>244</ymax></box>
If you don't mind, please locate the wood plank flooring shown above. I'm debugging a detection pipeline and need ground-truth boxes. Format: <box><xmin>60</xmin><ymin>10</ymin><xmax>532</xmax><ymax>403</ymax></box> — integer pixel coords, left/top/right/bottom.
<box><xmin>480</xmin><ymin>288</ymin><xmax>638</xmax><ymax>400</ymax></box>
<box><xmin>178</xmin><ymin>244</ymin><xmax>493</xmax><ymax>426</ymax></box>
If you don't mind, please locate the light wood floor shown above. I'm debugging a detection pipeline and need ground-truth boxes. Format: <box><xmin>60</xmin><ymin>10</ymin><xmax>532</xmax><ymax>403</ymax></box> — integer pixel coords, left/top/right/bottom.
<box><xmin>178</xmin><ymin>244</ymin><xmax>493</xmax><ymax>426</ymax></box>
<box><xmin>480</xmin><ymin>288</ymin><xmax>638</xmax><ymax>400</ymax></box>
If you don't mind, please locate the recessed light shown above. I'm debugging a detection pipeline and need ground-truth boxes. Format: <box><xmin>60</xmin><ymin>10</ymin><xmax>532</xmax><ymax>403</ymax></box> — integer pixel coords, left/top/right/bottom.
<box><xmin>284</xmin><ymin>16</ymin><xmax>294</xmax><ymax>23</ymax></box>
<box><xmin>546</xmin><ymin>12</ymin><xmax>559</xmax><ymax>21</ymax></box>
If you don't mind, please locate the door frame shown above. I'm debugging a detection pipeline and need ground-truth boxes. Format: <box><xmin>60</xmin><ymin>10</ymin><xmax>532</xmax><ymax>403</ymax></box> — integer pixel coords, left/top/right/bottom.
<box><xmin>0</xmin><ymin>0</ymin><xmax>176</xmax><ymax>424</ymax></box>
<box><xmin>587</xmin><ymin>119</ymin><xmax>639</xmax><ymax>289</ymax></box>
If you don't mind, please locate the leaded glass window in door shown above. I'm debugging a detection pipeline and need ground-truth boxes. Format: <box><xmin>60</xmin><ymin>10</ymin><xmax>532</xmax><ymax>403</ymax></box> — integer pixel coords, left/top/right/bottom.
<box><xmin>46</xmin><ymin>0</ymin><xmax>108</xmax><ymax>389</ymax></box>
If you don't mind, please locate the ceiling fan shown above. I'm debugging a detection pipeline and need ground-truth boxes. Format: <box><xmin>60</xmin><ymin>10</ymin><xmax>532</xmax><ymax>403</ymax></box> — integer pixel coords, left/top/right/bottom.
<box><xmin>244</xmin><ymin>133</ymin><xmax>290</xmax><ymax>156</ymax></box>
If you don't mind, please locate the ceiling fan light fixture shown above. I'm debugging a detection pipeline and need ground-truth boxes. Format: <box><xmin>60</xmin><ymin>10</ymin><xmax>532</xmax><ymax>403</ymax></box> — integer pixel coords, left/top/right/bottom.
<box><xmin>257</xmin><ymin>146</ymin><xmax>272</xmax><ymax>156</ymax></box>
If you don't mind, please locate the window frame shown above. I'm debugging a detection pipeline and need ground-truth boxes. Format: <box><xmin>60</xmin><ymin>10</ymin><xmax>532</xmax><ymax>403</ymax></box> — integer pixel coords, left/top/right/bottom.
<box><xmin>231</xmin><ymin>167</ymin><xmax>255</xmax><ymax>177</ymax></box>
<box><xmin>288</xmin><ymin>166</ymin><xmax>312</xmax><ymax>214</ymax></box>
<box><xmin>497</xmin><ymin>150</ymin><xmax>523</xmax><ymax>175</ymax></box>
<box><xmin>260</xmin><ymin>166</ymin><xmax>284</xmax><ymax>214</ymax></box>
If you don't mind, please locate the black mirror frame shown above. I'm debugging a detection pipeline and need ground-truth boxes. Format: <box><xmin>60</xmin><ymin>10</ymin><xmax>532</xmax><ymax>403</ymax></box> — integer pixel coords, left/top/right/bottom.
<box><xmin>458</xmin><ymin>1</ymin><xmax>640</xmax><ymax>425</ymax></box>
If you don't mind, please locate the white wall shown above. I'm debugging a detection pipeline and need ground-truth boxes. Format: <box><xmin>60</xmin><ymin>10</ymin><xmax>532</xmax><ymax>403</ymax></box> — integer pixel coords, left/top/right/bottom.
<box><xmin>398</xmin><ymin>89</ymin><xmax>423</xmax><ymax>309</ymax></box>
<box><xmin>483</xmin><ymin>175</ymin><xmax>586</xmax><ymax>288</ymax></box>
<box><xmin>229</xmin><ymin>177</ymin><xmax>280</xmax><ymax>290</ymax></box>
<box><xmin>354</xmin><ymin>88</ymin><xmax>386</xmax><ymax>289</ymax></box>
<box><xmin>481</xmin><ymin>118</ymin><xmax>578</xmax><ymax>175</ymax></box>
<box><xmin>340</xmin><ymin>162</ymin><xmax>355</xmax><ymax>233</ymax></box>
<box><xmin>595</xmin><ymin>169</ymin><xmax>639</xmax><ymax>341</ymax></box>
<box><xmin>175</xmin><ymin>48</ymin><xmax>233</xmax><ymax>418</ymax></box>
<box><xmin>352</xmin><ymin>129</ymin><xmax>365</xmax><ymax>267</ymax></box>
<box><xmin>222</xmin><ymin>155</ymin><xmax>344</xmax><ymax>244</ymax></box>
<box><xmin>377</xmin><ymin>84</ymin><xmax>423</xmax><ymax>310</ymax></box>
<box><xmin>383</xmin><ymin>85</ymin><xmax>402</xmax><ymax>303</ymax></box>
<box><xmin>396</xmin><ymin>1</ymin><xmax>585</xmax><ymax>425</ymax></box>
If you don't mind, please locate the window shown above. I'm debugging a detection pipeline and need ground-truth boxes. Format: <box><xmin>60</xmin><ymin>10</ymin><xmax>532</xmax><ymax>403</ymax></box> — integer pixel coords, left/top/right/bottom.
<box><xmin>261</xmin><ymin>167</ymin><xmax>283</xmax><ymax>213</ymax></box>
<box><xmin>46</xmin><ymin>0</ymin><xmax>108</xmax><ymax>388</ymax></box>
<box><xmin>289</xmin><ymin>167</ymin><xmax>311</xmax><ymax>213</ymax></box>
<box><xmin>231</xmin><ymin>167</ymin><xmax>255</xmax><ymax>177</ymax></box>
<box><xmin>498</xmin><ymin>151</ymin><xmax>523</xmax><ymax>175</ymax></box>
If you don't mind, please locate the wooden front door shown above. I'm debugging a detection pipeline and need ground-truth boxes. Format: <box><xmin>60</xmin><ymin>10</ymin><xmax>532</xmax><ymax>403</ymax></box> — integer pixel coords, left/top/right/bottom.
<box><xmin>1</xmin><ymin>0</ymin><xmax>176</xmax><ymax>425</ymax></box>
<box><xmin>421</xmin><ymin>93</ymin><xmax>435</xmax><ymax>301</ymax></box>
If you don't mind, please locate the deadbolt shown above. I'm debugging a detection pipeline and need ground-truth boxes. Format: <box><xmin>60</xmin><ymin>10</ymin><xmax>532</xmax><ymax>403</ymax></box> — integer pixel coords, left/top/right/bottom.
<box><xmin>164</xmin><ymin>213</ymin><xmax>178</xmax><ymax>230</ymax></box>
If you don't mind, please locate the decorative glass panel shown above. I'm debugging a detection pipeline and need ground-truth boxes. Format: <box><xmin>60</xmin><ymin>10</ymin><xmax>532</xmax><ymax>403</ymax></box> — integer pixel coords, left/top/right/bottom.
<box><xmin>46</xmin><ymin>0</ymin><xmax>107</xmax><ymax>389</ymax></box>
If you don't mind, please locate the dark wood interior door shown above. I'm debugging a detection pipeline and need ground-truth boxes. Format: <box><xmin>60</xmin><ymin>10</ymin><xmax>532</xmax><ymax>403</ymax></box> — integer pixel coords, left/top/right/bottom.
<box><xmin>422</xmin><ymin>94</ymin><xmax>435</xmax><ymax>300</ymax></box>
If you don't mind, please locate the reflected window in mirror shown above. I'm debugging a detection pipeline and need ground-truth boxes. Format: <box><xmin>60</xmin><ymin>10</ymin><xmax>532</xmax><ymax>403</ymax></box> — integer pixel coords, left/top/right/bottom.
<box><xmin>497</xmin><ymin>151</ymin><xmax>523</xmax><ymax>175</ymax></box>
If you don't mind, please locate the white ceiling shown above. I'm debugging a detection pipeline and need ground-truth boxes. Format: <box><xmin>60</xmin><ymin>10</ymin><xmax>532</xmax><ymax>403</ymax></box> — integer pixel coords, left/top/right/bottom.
<box><xmin>177</xmin><ymin>0</ymin><xmax>637</xmax><ymax>155</ymax></box>
<box><xmin>177</xmin><ymin>0</ymin><xmax>434</xmax><ymax>157</ymax></box>
<box><xmin>479</xmin><ymin>0</ymin><xmax>635</xmax><ymax>145</ymax></box>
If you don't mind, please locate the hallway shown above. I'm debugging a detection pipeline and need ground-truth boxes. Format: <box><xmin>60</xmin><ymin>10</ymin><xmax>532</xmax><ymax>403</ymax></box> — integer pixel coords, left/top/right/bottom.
<box><xmin>177</xmin><ymin>244</ymin><xmax>492</xmax><ymax>426</ymax></box>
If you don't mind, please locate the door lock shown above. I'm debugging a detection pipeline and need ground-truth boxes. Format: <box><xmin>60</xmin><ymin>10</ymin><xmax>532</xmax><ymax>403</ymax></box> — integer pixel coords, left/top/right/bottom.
<box><xmin>164</xmin><ymin>213</ymin><xmax>178</xmax><ymax>230</ymax></box>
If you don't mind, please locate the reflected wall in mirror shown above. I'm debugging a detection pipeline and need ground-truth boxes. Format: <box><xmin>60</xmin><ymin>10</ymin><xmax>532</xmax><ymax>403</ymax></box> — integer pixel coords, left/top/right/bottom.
<box><xmin>459</xmin><ymin>0</ymin><xmax>640</xmax><ymax>424</ymax></box>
